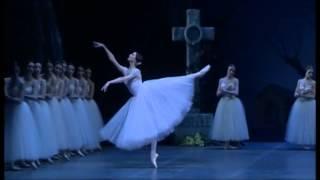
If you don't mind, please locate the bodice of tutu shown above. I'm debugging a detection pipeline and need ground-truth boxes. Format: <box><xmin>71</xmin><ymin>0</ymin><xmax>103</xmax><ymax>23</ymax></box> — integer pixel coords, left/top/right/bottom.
<box><xmin>80</xmin><ymin>79</ymin><xmax>90</xmax><ymax>97</ymax></box>
<box><xmin>65</xmin><ymin>78</ymin><xmax>77</xmax><ymax>97</ymax></box>
<box><xmin>299</xmin><ymin>79</ymin><xmax>313</xmax><ymax>91</ymax></box>
<box><xmin>69</xmin><ymin>82</ymin><xmax>76</xmax><ymax>95</ymax></box>
<box><xmin>221</xmin><ymin>81</ymin><xmax>235</xmax><ymax>91</ymax></box>
<box><xmin>74</xmin><ymin>79</ymin><xmax>82</xmax><ymax>97</ymax></box>
<box><xmin>297</xmin><ymin>79</ymin><xmax>315</xmax><ymax>99</ymax></box>
<box><xmin>33</xmin><ymin>79</ymin><xmax>42</xmax><ymax>95</ymax></box>
<box><xmin>219</xmin><ymin>77</ymin><xmax>238</xmax><ymax>99</ymax></box>
<box><xmin>24</xmin><ymin>79</ymin><xmax>34</xmax><ymax>96</ymax></box>
<box><xmin>5</xmin><ymin>77</ymin><xmax>23</xmax><ymax>98</ymax></box>
<box><xmin>124</xmin><ymin>68</ymin><xmax>142</xmax><ymax>96</ymax></box>
<box><xmin>53</xmin><ymin>79</ymin><xmax>61</xmax><ymax>96</ymax></box>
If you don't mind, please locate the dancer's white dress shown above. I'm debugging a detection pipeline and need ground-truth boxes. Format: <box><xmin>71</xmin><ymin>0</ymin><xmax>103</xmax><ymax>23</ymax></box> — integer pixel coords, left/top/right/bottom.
<box><xmin>4</xmin><ymin>77</ymin><xmax>40</xmax><ymax>162</ymax></box>
<box><xmin>82</xmin><ymin>80</ymin><xmax>102</xmax><ymax>147</ymax></box>
<box><xmin>46</xmin><ymin>75</ymin><xmax>68</xmax><ymax>151</ymax></box>
<box><xmin>100</xmin><ymin>67</ymin><xmax>199</xmax><ymax>150</ymax></box>
<box><xmin>26</xmin><ymin>79</ymin><xmax>59</xmax><ymax>158</ymax></box>
<box><xmin>60</xmin><ymin>77</ymin><xmax>84</xmax><ymax>150</ymax></box>
<box><xmin>209</xmin><ymin>77</ymin><xmax>249</xmax><ymax>141</ymax></box>
<box><xmin>285</xmin><ymin>79</ymin><xmax>316</xmax><ymax>145</ymax></box>
<box><xmin>86</xmin><ymin>99</ymin><xmax>104</xmax><ymax>143</ymax></box>
<box><xmin>71</xmin><ymin>79</ymin><xmax>100</xmax><ymax>150</ymax></box>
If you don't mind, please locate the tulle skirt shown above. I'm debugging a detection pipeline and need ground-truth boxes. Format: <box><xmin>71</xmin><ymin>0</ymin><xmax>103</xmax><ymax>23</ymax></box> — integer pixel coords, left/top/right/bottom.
<box><xmin>100</xmin><ymin>74</ymin><xmax>195</xmax><ymax>150</ymax></box>
<box><xmin>85</xmin><ymin>99</ymin><xmax>104</xmax><ymax>143</ymax></box>
<box><xmin>60</xmin><ymin>98</ymin><xmax>83</xmax><ymax>150</ymax></box>
<box><xmin>72</xmin><ymin>98</ymin><xmax>100</xmax><ymax>150</ymax></box>
<box><xmin>27</xmin><ymin>99</ymin><xmax>58</xmax><ymax>158</ymax></box>
<box><xmin>5</xmin><ymin>100</ymin><xmax>41</xmax><ymax>162</ymax></box>
<box><xmin>48</xmin><ymin>97</ymin><xmax>69</xmax><ymax>150</ymax></box>
<box><xmin>209</xmin><ymin>96</ymin><xmax>249</xmax><ymax>141</ymax></box>
<box><xmin>285</xmin><ymin>97</ymin><xmax>315</xmax><ymax>145</ymax></box>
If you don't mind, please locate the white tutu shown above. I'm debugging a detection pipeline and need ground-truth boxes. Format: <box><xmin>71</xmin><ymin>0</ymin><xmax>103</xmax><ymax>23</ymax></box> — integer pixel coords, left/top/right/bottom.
<box><xmin>5</xmin><ymin>100</ymin><xmax>41</xmax><ymax>162</ymax></box>
<box><xmin>72</xmin><ymin>99</ymin><xmax>100</xmax><ymax>150</ymax></box>
<box><xmin>100</xmin><ymin>74</ymin><xmax>195</xmax><ymax>150</ymax></box>
<box><xmin>39</xmin><ymin>100</ymin><xmax>60</xmax><ymax>154</ymax></box>
<box><xmin>48</xmin><ymin>97</ymin><xmax>69</xmax><ymax>150</ymax></box>
<box><xmin>85</xmin><ymin>99</ymin><xmax>104</xmax><ymax>144</ymax></box>
<box><xmin>285</xmin><ymin>97</ymin><xmax>315</xmax><ymax>145</ymax></box>
<box><xmin>60</xmin><ymin>98</ymin><xmax>84</xmax><ymax>150</ymax></box>
<box><xmin>27</xmin><ymin>99</ymin><xmax>58</xmax><ymax>158</ymax></box>
<box><xmin>209</xmin><ymin>96</ymin><xmax>249</xmax><ymax>141</ymax></box>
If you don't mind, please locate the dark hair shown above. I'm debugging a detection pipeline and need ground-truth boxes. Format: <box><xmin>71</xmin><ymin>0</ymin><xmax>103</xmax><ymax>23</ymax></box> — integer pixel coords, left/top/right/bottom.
<box><xmin>135</xmin><ymin>52</ymin><xmax>143</xmax><ymax>63</ymax></box>
<box><xmin>305</xmin><ymin>65</ymin><xmax>313</xmax><ymax>71</ymax></box>
<box><xmin>8</xmin><ymin>61</ymin><xmax>21</xmax><ymax>88</ymax></box>
<box><xmin>228</xmin><ymin>64</ymin><xmax>236</xmax><ymax>70</ymax></box>
<box><xmin>11</xmin><ymin>61</ymin><xmax>20</xmax><ymax>75</ymax></box>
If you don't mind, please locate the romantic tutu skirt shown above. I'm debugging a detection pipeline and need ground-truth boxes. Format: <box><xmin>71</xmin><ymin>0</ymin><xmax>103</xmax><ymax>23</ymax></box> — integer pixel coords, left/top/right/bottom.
<box><xmin>85</xmin><ymin>99</ymin><xmax>104</xmax><ymax>143</ymax></box>
<box><xmin>100</xmin><ymin>74</ymin><xmax>196</xmax><ymax>150</ymax></box>
<box><xmin>27</xmin><ymin>99</ymin><xmax>58</xmax><ymax>158</ymax></box>
<box><xmin>72</xmin><ymin>98</ymin><xmax>100</xmax><ymax>150</ymax></box>
<box><xmin>48</xmin><ymin>97</ymin><xmax>69</xmax><ymax>150</ymax></box>
<box><xmin>60</xmin><ymin>98</ymin><xmax>84</xmax><ymax>150</ymax></box>
<box><xmin>209</xmin><ymin>96</ymin><xmax>249</xmax><ymax>141</ymax></box>
<box><xmin>5</xmin><ymin>100</ymin><xmax>40</xmax><ymax>162</ymax></box>
<box><xmin>285</xmin><ymin>97</ymin><xmax>315</xmax><ymax>145</ymax></box>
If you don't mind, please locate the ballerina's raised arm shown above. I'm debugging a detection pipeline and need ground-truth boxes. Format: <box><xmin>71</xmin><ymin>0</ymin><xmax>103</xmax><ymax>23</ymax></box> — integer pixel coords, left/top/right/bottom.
<box><xmin>93</xmin><ymin>41</ymin><xmax>127</xmax><ymax>75</ymax></box>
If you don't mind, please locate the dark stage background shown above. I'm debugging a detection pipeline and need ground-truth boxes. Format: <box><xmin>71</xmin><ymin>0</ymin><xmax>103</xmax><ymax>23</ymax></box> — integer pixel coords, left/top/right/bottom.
<box><xmin>4</xmin><ymin>0</ymin><xmax>315</xmax><ymax>141</ymax></box>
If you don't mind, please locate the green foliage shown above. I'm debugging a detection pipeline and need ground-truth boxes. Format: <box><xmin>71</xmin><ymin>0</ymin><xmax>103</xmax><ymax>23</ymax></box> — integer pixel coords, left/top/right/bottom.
<box><xmin>181</xmin><ymin>132</ymin><xmax>205</xmax><ymax>146</ymax></box>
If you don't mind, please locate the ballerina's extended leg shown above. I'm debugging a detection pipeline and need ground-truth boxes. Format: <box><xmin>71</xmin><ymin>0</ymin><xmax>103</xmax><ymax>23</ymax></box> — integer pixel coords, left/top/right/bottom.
<box><xmin>189</xmin><ymin>65</ymin><xmax>211</xmax><ymax>79</ymax></box>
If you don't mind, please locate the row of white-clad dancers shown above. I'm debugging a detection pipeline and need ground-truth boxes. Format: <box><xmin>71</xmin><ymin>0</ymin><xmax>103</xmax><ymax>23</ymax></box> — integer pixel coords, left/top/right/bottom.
<box><xmin>208</xmin><ymin>64</ymin><xmax>316</xmax><ymax>150</ymax></box>
<box><xmin>4</xmin><ymin>61</ymin><xmax>104</xmax><ymax>171</ymax></box>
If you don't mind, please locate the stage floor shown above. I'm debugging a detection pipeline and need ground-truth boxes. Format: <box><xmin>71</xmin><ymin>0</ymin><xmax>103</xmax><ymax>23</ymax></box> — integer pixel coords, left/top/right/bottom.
<box><xmin>5</xmin><ymin>143</ymin><xmax>315</xmax><ymax>179</ymax></box>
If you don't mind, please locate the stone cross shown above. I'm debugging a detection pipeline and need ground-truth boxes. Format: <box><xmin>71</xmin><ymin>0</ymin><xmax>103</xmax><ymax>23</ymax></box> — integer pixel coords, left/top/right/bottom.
<box><xmin>172</xmin><ymin>9</ymin><xmax>215</xmax><ymax>111</ymax></box>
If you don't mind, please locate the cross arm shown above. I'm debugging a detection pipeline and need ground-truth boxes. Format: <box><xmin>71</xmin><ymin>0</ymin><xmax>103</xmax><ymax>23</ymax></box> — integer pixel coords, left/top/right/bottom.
<box><xmin>172</xmin><ymin>27</ymin><xmax>185</xmax><ymax>41</ymax></box>
<box><xmin>201</xmin><ymin>27</ymin><xmax>215</xmax><ymax>41</ymax></box>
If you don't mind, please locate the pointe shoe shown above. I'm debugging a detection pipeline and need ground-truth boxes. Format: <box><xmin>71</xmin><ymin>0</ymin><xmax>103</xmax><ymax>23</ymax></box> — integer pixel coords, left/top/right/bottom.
<box><xmin>63</xmin><ymin>153</ymin><xmax>70</xmax><ymax>161</ymax></box>
<box><xmin>10</xmin><ymin>165</ymin><xmax>22</xmax><ymax>171</ymax></box>
<box><xmin>197</xmin><ymin>65</ymin><xmax>211</xmax><ymax>77</ymax></box>
<box><xmin>31</xmin><ymin>161</ymin><xmax>38</xmax><ymax>169</ymax></box>
<box><xmin>229</xmin><ymin>145</ymin><xmax>238</xmax><ymax>150</ymax></box>
<box><xmin>52</xmin><ymin>155</ymin><xmax>60</xmax><ymax>160</ymax></box>
<box><xmin>303</xmin><ymin>146</ymin><xmax>312</xmax><ymax>150</ymax></box>
<box><xmin>36</xmin><ymin>160</ymin><xmax>41</xmax><ymax>166</ymax></box>
<box><xmin>77</xmin><ymin>150</ymin><xmax>85</xmax><ymax>157</ymax></box>
<box><xmin>47</xmin><ymin>158</ymin><xmax>54</xmax><ymax>164</ymax></box>
<box><xmin>20</xmin><ymin>161</ymin><xmax>31</xmax><ymax>168</ymax></box>
<box><xmin>151</xmin><ymin>153</ymin><xmax>159</xmax><ymax>168</ymax></box>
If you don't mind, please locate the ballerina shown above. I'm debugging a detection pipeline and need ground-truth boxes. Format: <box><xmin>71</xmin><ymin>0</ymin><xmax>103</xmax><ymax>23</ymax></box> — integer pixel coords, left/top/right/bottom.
<box><xmin>84</xmin><ymin>68</ymin><xmax>104</xmax><ymax>151</ymax></box>
<box><xmin>209</xmin><ymin>64</ymin><xmax>249</xmax><ymax>149</ymax></box>
<box><xmin>285</xmin><ymin>65</ymin><xmax>316</xmax><ymax>149</ymax></box>
<box><xmin>93</xmin><ymin>41</ymin><xmax>211</xmax><ymax>168</ymax></box>
<box><xmin>54</xmin><ymin>63</ymin><xmax>72</xmax><ymax>160</ymax></box>
<box><xmin>4</xmin><ymin>62</ymin><xmax>40</xmax><ymax>170</ymax></box>
<box><xmin>45</xmin><ymin>61</ymin><xmax>67</xmax><ymax>160</ymax></box>
<box><xmin>33</xmin><ymin>62</ymin><xmax>59</xmax><ymax>163</ymax></box>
